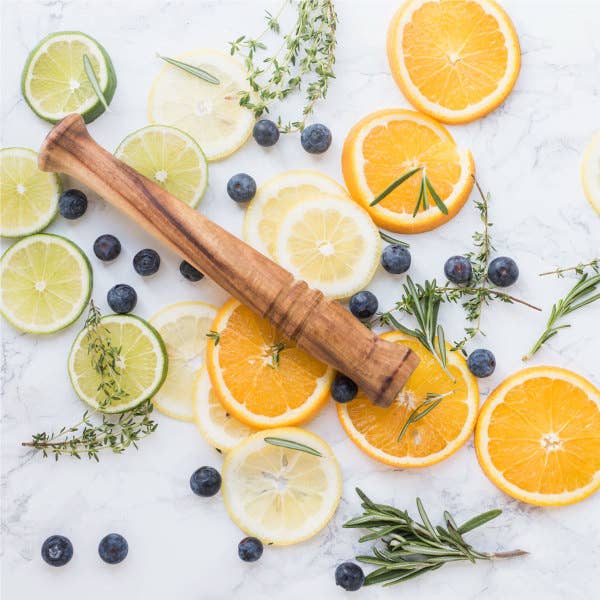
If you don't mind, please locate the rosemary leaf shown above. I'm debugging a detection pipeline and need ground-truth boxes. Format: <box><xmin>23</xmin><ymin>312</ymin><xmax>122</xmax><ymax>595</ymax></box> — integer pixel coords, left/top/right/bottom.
<box><xmin>397</xmin><ymin>392</ymin><xmax>453</xmax><ymax>442</ymax></box>
<box><xmin>264</xmin><ymin>436</ymin><xmax>323</xmax><ymax>457</ymax></box>
<box><xmin>457</xmin><ymin>509</ymin><xmax>502</xmax><ymax>534</ymax></box>
<box><xmin>157</xmin><ymin>54</ymin><xmax>219</xmax><ymax>84</ymax></box>
<box><xmin>370</xmin><ymin>168</ymin><xmax>421</xmax><ymax>206</ymax></box>
<box><xmin>83</xmin><ymin>54</ymin><xmax>110</xmax><ymax>112</ymax></box>
<box><xmin>206</xmin><ymin>330</ymin><xmax>220</xmax><ymax>346</ymax></box>
<box><xmin>425</xmin><ymin>174</ymin><xmax>448</xmax><ymax>214</ymax></box>
<box><xmin>379</xmin><ymin>230</ymin><xmax>410</xmax><ymax>247</ymax></box>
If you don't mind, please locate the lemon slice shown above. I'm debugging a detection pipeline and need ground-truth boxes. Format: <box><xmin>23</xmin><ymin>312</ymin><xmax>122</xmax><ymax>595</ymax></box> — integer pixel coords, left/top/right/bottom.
<box><xmin>274</xmin><ymin>195</ymin><xmax>381</xmax><ymax>298</ymax></box>
<box><xmin>148</xmin><ymin>49</ymin><xmax>254</xmax><ymax>161</ymax></box>
<box><xmin>222</xmin><ymin>427</ymin><xmax>342</xmax><ymax>545</ymax></box>
<box><xmin>149</xmin><ymin>301</ymin><xmax>217</xmax><ymax>421</ymax></box>
<box><xmin>193</xmin><ymin>367</ymin><xmax>255</xmax><ymax>452</ymax></box>
<box><xmin>0</xmin><ymin>234</ymin><xmax>92</xmax><ymax>334</ymax></box>
<box><xmin>582</xmin><ymin>131</ymin><xmax>600</xmax><ymax>215</ymax></box>
<box><xmin>1</xmin><ymin>147</ymin><xmax>61</xmax><ymax>237</ymax></box>
<box><xmin>68</xmin><ymin>314</ymin><xmax>167</xmax><ymax>413</ymax></box>
<box><xmin>115</xmin><ymin>125</ymin><xmax>208</xmax><ymax>208</ymax></box>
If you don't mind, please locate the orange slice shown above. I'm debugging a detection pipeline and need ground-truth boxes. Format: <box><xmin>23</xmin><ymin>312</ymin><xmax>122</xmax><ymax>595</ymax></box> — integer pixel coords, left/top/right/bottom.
<box><xmin>342</xmin><ymin>109</ymin><xmax>474</xmax><ymax>233</ymax></box>
<box><xmin>387</xmin><ymin>0</ymin><xmax>521</xmax><ymax>124</ymax></box>
<box><xmin>475</xmin><ymin>366</ymin><xmax>600</xmax><ymax>507</ymax></box>
<box><xmin>206</xmin><ymin>299</ymin><xmax>334</xmax><ymax>429</ymax></box>
<box><xmin>337</xmin><ymin>331</ymin><xmax>479</xmax><ymax>468</ymax></box>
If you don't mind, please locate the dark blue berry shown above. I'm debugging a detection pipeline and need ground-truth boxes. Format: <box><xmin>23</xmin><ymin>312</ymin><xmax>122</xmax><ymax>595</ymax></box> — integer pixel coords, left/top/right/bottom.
<box><xmin>444</xmin><ymin>256</ymin><xmax>473</xmax><ymax>284</ymax></box>
<box><xmin>58</xmin><ymin>189</ymin><xmax>87</xmax><ymax>219</ymax></box>
<box><xmin>301</xmin><ymin>124</ymin><xmax>332</xmax><ymax>154</ymax></box>
<box><xmin>349</xmin><ymin>291</ymin><xmax>378</xmax><ymax>320</ymax></box>
<box><xmin>335</xmin><ymin>562</ymin><xmax>365</xmax><ymax>591</ymax></box>
<box><xmin>488</xmin><ymin>257</ymin><xmax>519</xmax><ymax>287</ymax></box>
<box><xmin>41</xmin><ymin>535</ymin><xmax>73</xmax><ymax>567</ymax></box>
<box><xmin>93</xmin><ymin>234</ymin><xmax>121</xmax><ymax>261</ymax></box>
<box><xmin>107</xmin><ymin>284</ymin><xmax>137</xmax><ymax>314</ymax></box>
<box><xmin>179</xmin><ymin>260</ymin><xmax>204</xmax><ymax>282</ymax></box>
<box><xmin>238</xmin><ymin>537</ymin><xmax>263</xmax><ymax>562</ymax></box>
<box><xmin>331</xmin><ymin>374</ymin><xmax>358</xmax><ymax>403</ymax></box>
<box><xmin>98</xmin><ymin>533</ymin><xmax>128</xmax><ymax>564</ymax></box>
<box><xmin>253</xmin><ymin>119</ymin><xmax>280</xmax><ymax>147</ymax></box>
<box><xmin>190</xmin><ymin>466</ymin><xmax>221</xmax><ymax>497</ymax></box>
<box><xmin>227</xmin><ymin>173</ymin><xmax>257</xmax><ymax>203</ymax></box>
<box><xmin>133</xmin><ymin>249</ymin><xmax>160</xmax><ymax>276</ymax></box>
<box><xmin>467</xmin><ymin>349</ymin><xmax>496</xmax><ymax>378</ymax></box>
<box><xmin>381</xmin><ymin>245</ymin><xmax>411</xmax><ymax>274</ymax></box>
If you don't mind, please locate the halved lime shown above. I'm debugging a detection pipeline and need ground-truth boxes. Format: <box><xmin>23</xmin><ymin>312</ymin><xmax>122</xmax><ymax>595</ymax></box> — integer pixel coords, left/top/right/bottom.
<box><xmin>1</xmin><ymin>147</ymin><xmax>61</xmax><ymax>237</ymax></box>
<box><xmin>0</xmin><ymin>234</ymin><xmax>92</xmax><ymax>333</ymax></box>
<box><xmin>22</xmin><ymin>31</ymin><xmax>117</xmax><ymax>124</ymax></box>
<box><xmin>115</xmin><ymin>125</ymin><xmax>208</xmax><ymax>208</ymax></box>
<box><xmin>68</xmin><ymin>314</ymin><xmax>168</xmax><ymax>413</ymax></box>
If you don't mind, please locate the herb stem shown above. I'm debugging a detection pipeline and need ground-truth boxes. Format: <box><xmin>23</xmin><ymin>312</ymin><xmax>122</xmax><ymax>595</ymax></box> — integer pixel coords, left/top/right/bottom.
<box><xmin>539</xmin><ymin>259</ymin><xmax>599</xmax><ymax>277</ymax></box>
<box><xmin>436</xmin><ymin>287</ymin><xmax>542</xmax><ymax>312</ymax></box>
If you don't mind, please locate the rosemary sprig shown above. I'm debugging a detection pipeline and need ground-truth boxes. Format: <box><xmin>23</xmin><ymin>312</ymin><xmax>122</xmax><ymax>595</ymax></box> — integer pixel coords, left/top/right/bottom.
<box><xmin>206</xmin><ymin>330</ymin><xmax>220</xmax><ymax>346</ymax></box>
<box><xmin>268</xmin><ymin>341</ymin><xmax>285</xmax><ymax>369</ymax></box>
<box><xmin>157</xmin><ymin>54</ymin><xmax>219</xmax><ymax>84</ymax></box>
<box><xmin>264</xmin><ymin>436</ymin><xmax>323</xmax><ymax>457</ymax></box>
<box><xmin>83</xmin><ymin>54</ymin><xmax>110</xmax><ymax>112</ymax></box>
<box><xmin>397</xmin><ymin>391</ymin><xmax>453</xmax><ymax>442</ymax></box>
<box><xmin>379</xmin><ymin>230</ymin><xmax>409</xmax><ymax>248</ymax></box>
<box><xmin>344</xmin><ymin>488</ymin><xmax>527</xmax><ymax>587</ymax></box>
<box><xmin>540</xmin><ymin>258</ymin><xmax>599</xmax><ymax>277</ymax></box>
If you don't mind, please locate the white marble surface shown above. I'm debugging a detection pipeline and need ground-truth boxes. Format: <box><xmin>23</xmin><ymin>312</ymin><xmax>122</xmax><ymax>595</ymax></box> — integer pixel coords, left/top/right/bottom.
<box><xmin>1</xmin><ymin>0</ymin><xmax>600</xmax><ymax>598</ymax></box>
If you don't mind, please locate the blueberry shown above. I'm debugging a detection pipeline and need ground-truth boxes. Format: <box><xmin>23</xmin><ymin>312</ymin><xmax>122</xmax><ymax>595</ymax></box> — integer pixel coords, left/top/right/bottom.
<box><xmin>381</xmin><ymin>245</ymin><xmax>411</xmax><ymax>274</ymax></box>
<box><xmin>467</xmin><ymin>349</ymin><xmax>496</xmax><ymax>378</ymax></box>
<box><xmin>331</xmin><ymin>374</ymin><xmax>358</xmax><ymax>403</ymax></box>
<box><xmin>335</xmin><ymin>562</ymin><xmax>365</xmax><ymax>592</ymax></box>
<box><xmin>107</xmin><ymin>284</ymin><xmax>137</xmax><ymax>314</ymax></box>
<box><xmin>58</xmin><ymin>189</ymin><xmax>87</xmax><ymax>219</ymax></box>
<box><xmin>238</xmin><ymin>537</ymin><xmax>263</xmax><ymax>562</ymax></box>
<box><xmin>349</xmin><ymin>290</ymin><xmax>378</xmax><ymax>320</ymax></box>
<box><xmin>227</xmin><ymin>173</ymin><xmax>257</xmax><ymax>203</ymax></box>
<box><xmin>41</xmin><ymin>535</ymin><xmax>73</xmax><ymax>567</ymax></box>
<box><xmin>93</xmin><ymin>234</ymin><xmax>121</xmax><ymax>261</ymax></box>
<box><xmin>179</xmin><ymin>260</ymin><xmax>204</xmax><ymax>282</ymax></box>
<box><xmin>253</xmin><ymin>119</ymin><xmax>280</xmax><ymax>147</ymax></box>
<box><xmin>98</xmin><ymin>533</ymin><xmax>128</xmax><ymax>564</ymax></box>
<box><xmin>133</xmin><ymin>249</ymin><xmax>160</xmax><ymax>276</ymax></box>
<box><xmin>488</xmin><ymin>257</ymin><xmax>519</xmax><ymax>287</ymax></box>
<box><xmin>190</xmin><ymin>466</ymin><xmax>221</xmax><ymax>497</ymax></box>
<box><xmin>444</xmin><ymin>255</ymin><xmax>473</xmax><ymax>284</ymax></box>
<box><xmin>301</xmin><ymin>124</ymin><xmax>332</xmax><ymax>154</ymax></box>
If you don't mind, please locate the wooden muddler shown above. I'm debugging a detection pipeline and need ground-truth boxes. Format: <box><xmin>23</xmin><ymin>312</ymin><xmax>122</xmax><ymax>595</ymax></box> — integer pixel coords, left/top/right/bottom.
<box><xmin>38</xmin><ymin>114</ymin><xmax>419</xmax><ymax>407</ymax></box>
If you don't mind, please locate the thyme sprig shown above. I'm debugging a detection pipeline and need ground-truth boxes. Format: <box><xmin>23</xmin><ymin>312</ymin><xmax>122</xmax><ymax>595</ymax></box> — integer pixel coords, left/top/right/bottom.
<box><xmin>540</xmin><ymin>258</ymin><xmax>599</xmax><ymax>277</ymax></box>
<box><xmin>344</xmin><ymin>488</ymin><xmax>527</xmax><ymax>587</ymax></box>
<box><xmin>397</xmin><ymin>391</ymin><xmax>453</xmax><ymax>442</ymax></box>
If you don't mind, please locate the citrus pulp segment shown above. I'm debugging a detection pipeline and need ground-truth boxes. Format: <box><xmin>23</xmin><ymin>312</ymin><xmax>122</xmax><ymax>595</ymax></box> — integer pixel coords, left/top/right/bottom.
<box><xmin>581</xmin><ymin>131</ymin><xmax>600</xmax><ymax>215</ymax></box>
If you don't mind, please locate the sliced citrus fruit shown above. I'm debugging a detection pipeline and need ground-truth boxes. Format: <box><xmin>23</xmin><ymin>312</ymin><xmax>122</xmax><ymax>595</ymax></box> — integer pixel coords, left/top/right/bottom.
<box><xmin>148</xmin><ymin>49</ymin><xmax>254</xmax><ymax>160</ymax></box>
<box><xmin>342</xmin><ymin>108</ymin><xmax>474</xmax><ymax>234</ymax></box>
<box><xmin>387</xmin><ymin>0</ymin><xmax>520</xmax><ymax>124</ymax></box>
<box><xmin>0</xmin><ymin>147</ymin><xmax>61</xmax><ymax>237</ymax></box>
<box><xmin>0</xmin><ymin>234</ymin><xmax>92</xmax><ymax>334</ymax></box>
<box><xmin>68</xmin><ymin>314</ymin><xmax>167</xmax><ymax>413</ymax></box>
<box><xmin>337</xmin><ymin>331</ymin><xmax>479</xmax><ymax>468</ymax></box>
<box><xmin>206</xmin><ymin>299</ymin><xmax>334</xmax><ymax>429</ymax></box>
<box><xmin>222</xmin><ymin>427</ymin><xmax>341</xmax><ymax>545</ymax></box>
<box><xmin>475</xmin><ymin>366</ymin><xmax>600</xmax><ymax>507</ymax></box>
<box><xmin>115</xmin><ymin>125</ymin><xmax>208</xmax><ymax>208</ymax></box>
<box><xmin>243</xmin><ymin>170</ymin><xmax>348</xmax><ymax>258</ymax></box>
<box><xmin>22</xmin><ymin>31</ymin><xmax>117</xmax><ymax>124</ymax></box>
<box><xmin>193</xmin><ymin>367</ymin><xmax>256</xmax><ymax>453</ymax></box>
<box><xmin>274</xmin><ymin>195</ymin><xmax>381</xmax><ymax>299</ymax></box>
<box><xmin>581</xmin><ymin>131</ymin><xmax>600</xmax><ymax>215</ymax></box>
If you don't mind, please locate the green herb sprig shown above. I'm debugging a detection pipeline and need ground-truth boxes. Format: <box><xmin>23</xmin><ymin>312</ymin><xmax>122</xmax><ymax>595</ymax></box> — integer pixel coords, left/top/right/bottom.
<box><xmin>264</xmin><ymin>436</ymin><xmax>322</xmax><ymax>457</ymax></box>
<box><xmin>268</xmin><ymin>341</ymin><xmax>286</xmax><ymax>369</ymax></box>
<box><xmin>379</xmin><ymin>230</ymin><xmax>409</xmax><ymax>248</ymax></box>
<box><xmin>397</xmin><ymin>391</ymin><xmax>453</xmax><ymax>442</ymax></box>
<box><xmin>83</xmin><ymin>54</ymin><xmax>110</xmax><ymax>112</ymax></box>
<box><xmin>157</xmin><ymin>54</ymin><xmax>219</xmax><ymax>84</ymax></box>
<box><xmin>539</xmin><ymin>258</ymin><xmax>599</xmax><ymax>277</ymax></box>
<box><xmin>206</xmin><ymin>330</ymin><xmax>220</xmax><ymax>346</ymax></box>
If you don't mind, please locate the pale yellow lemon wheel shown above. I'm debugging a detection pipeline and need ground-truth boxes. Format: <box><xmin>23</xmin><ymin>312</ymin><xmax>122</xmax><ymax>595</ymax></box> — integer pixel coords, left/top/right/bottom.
<box><xmin>475</xmin><ymin>366</ymin><xmax>600</xmax><ymax>507</ymax></box>
<box><xmin>581</xmin><ymin>131</ymin><xmax>600</xmax><ymax>215</ymax></box>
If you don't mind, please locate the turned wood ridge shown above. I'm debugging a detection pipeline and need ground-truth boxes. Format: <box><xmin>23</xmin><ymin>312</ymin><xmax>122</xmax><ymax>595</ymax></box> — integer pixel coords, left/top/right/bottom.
<box><xmin>38</xmin><ymin>114</ymin><xmax>419</xmax><ymax>407</ymax></box>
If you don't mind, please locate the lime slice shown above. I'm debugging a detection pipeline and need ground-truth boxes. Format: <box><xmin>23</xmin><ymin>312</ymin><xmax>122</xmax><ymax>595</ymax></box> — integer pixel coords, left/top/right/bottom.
<box><xmin>1</xmin><ymin>147</ymin><xmax>61</xmax><ymax>237</ymax></box>
<box><xmin>115</xmin><ymin>126</ymin><xmax>208</xmax><ymax>208</ymax></box>
<box><xmin>22</xmin><ymin>31</ymin><xmax>117</xmax><ymax>124</ymax></box>
<box><xmin>0</xmin><ymin>234</ymin><xmax>92</xmax><ymax>333</ymax></box>
<box><xmin>68</xmin><ymin>314</ymin><xmax>168</xmax><ymax>413</ymax></box>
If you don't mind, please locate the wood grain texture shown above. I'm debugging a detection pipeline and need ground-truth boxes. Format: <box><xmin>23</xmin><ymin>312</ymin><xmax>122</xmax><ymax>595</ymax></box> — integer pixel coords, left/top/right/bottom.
<box><xmin>38</xmin><ymin>114</ymin><xmax>419</xmax><ymax>406</ymax></box>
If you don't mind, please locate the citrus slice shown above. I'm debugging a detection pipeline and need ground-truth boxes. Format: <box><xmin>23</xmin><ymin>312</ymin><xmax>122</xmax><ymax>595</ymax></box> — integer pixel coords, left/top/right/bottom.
<box><xmin>148</xmin><ymin>49</ymin><xmax>254</xmax><ymax>160</ymax></box>
<box><xmin>22</xmin><ymin>31</ymin><xmax>117</xmax><ymax>124</ymax></box>
<box><xmin>149</xmin><ymin>301</ymin><xmax>217</xmax><ymax>421</ymax></box>
<box><xmin>337</xmin><ymin>331</ymin><xmax>479</xmax><ymax>468</ymax></box>
<box><xmin>206</xmin><ymin>299</ymin><xmax>334</xmax><ymax>429</ymax></box>
<box><xmin>0</xmin><ymin>147</ymin><xmax>61</xmax><ymax>237</ymax></box>
<box><xmin>342</xmin><ymin>108</ymin><xmax>474</xmax><ymax>233</ymax></box>
<box><xmin>68</xmin><ymin>314</ymin><xmax>167</xmax><ymax>413</ymax></box>
<box><xmin>475</xmin><ymin>366</ymin><xmax>600</xmax><ymax>507</ymax></box>
<box><xmin>222</xmin><ymin>427</ymin><xmax>342</xmax><ymax>545</ymax></box>
<box><xmin>115</xmin><ymin>125</ymin><xmax>208</xmax><ymax>208</ymax></box>
<box><xmin>274</xmin><ymin>195</ymin><xmax>381</xmax><ymax>299</ymax></box>
<box><xmin>0</xmin><ymin>234</ymin><xmax>92</xmax><ymax>334</ymax></box>
<box><xmin>581</xmin><ymin>131</ymin><xmax>600</xmax><ymax>215</ymax></box>
<box><xmin>387</xmin><ymin>0</ymin><xmax>521</xmax><ymax>124</ymax></box>
<box><xmin>193</xmin><ymin>367</ymin><xmax>256</xmax><ymax>453</ymax></box>
<box><xmin>243</xmin><ymin>170</ymin><xmax>348</xmax><ymax>258</ymax></box>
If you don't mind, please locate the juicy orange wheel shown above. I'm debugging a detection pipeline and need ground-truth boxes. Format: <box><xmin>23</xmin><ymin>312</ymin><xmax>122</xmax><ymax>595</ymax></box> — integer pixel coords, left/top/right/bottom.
<box><xmin>387</xmin><ymin>0</ymin><xmax>521</xmax><ymax>124</ymax></box>
<box><xmin>475</xmin><ymin>366</ymin><xmax>600</xmax><ymax>507</ymax></box>
<box><xmin>342</xmin><ymin>108</ymin><xmax>474</xmax><ymax>233</ymax></box>
<box><xmin>337</xmin><ymin>331</ymin><xmax>479</xmax><ymax>468</ymax></box>
<box><xmin>206</xmin><ymin>299</ymin><xmax>334</xmax><ymax>429</ymax></box>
